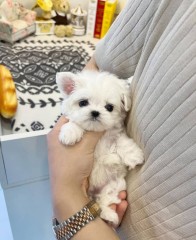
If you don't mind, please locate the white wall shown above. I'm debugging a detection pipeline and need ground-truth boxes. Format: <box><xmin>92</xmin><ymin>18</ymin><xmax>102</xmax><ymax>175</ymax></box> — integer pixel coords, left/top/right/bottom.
<box><xmin>0</xmin><ymin>0</ymin><xmax>127</xmax><ymax>12</ymax></box>
<box><xmin>0</xmin><ymin>0</ymin><xmax>89</xmax><ymax>12</ymax></box>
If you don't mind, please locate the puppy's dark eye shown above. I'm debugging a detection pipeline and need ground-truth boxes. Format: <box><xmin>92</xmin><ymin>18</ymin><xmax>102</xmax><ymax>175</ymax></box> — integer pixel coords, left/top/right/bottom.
<box><xmin>105</xmin><ymin>104</ymin><xmax>114</xmax><ymax>112</ymax></box>
<box><xmin>79</xmin><ymin>100</ymin><xmax>89</xmax><ymax>107</ymax></box>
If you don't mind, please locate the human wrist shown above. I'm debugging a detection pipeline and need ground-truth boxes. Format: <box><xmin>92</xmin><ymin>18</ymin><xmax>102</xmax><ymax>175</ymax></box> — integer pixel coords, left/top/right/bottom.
<box><xmin>52</xmin><ymin>187</ymin><xmax>90</xmax><ymax>222</ymax></box>
<box><xmin>51</xmin><ymin>178</ymin><xmax>88</xmax><ymax>201</ymax></box>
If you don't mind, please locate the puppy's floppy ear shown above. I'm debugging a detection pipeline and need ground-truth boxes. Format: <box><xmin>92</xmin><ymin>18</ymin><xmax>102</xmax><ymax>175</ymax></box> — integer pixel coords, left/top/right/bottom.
<box><xmin>56</xmin><ymin>72</ymin><xmax>76</xmax><ymax>96</ymax></box>
<box><xmin>122</xmin><ymin>94</ymin><xmax>131</xmax><ymax>112</ymax></box>
<box><xmin>121</xmin><ymin>77</ymin><xmax>133</xmax><ymax>111</ymax></box>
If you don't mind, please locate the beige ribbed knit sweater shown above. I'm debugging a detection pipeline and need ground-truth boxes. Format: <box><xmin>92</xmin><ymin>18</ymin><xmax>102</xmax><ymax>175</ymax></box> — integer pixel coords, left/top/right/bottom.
<box><xmin>94</xmin><ymin>0</ymin><xmax>196</xmax><ymax>239</ymax></box>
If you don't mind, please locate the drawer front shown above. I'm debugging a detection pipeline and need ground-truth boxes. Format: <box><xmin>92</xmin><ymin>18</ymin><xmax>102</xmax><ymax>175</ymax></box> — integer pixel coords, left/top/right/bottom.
<box><xmin>0</xmin><ymin>130</ymin><xmax>49</xmax><ymax>187</ymax></box>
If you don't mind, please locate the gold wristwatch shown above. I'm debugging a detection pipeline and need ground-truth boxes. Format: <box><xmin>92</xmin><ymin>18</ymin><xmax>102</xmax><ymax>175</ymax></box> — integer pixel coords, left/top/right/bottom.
<box><xmin>52</xmin><ymin>200</ymin><xmax>101</xmax><ymax>240</ymax></box>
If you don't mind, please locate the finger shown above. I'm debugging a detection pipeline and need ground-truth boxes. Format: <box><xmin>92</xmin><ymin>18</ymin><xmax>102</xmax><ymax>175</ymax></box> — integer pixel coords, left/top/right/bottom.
<box><xmin>118</xmin><ymin>191</ymin><xmax>127</xmax><ymax>200</ymax></box>
<box><xmin>81</xmin><ymin>131</ymin><xmax>104</xmax><ymax>149</ymax></box>
<box><xmin>53</xmin><ymin>115</ymin><xmax>69</xmax><ymax>130</ymax></box>
<box><xmin>116</xmin><ymin>200</ymin><xmax>128</xmax><ymax>225</ymax></box>
<box><xmin>109</xmin><ymin>203</ymin><xmax>117</xmax><ymax>212</ymax></box>
<box><xmin>107</xmin><ymin>200</ymin><xmax>128</xmax><ymax>229</ymax></box>
<box><xmin>48</xmin><ymin>116</ymin><xmax>68</xmax><ymax>136</ymax></box>
<box><xmin>109</xmin><ymin>191</ymin><xmax>127</xmax><ymax>220</ymax></box>
<box><xmin>47</xmin><ymin>116</ymin><xmax>69</xmax><ymax>144</ymax></box>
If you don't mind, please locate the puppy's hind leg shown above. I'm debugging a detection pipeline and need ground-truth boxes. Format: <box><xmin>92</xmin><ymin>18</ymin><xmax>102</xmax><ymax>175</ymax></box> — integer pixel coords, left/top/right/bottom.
<box><xmin>97</xmin><ymin>178</ymin><xmax>126</xmax><ymax>226</ymax></box>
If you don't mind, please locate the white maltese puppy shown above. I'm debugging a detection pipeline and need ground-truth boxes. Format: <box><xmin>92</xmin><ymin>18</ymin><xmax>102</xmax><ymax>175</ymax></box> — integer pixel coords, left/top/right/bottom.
<box><xmin>56</xmin><ymin>70</ymin><xmax>144</xmax><ymax>226</ymax></box>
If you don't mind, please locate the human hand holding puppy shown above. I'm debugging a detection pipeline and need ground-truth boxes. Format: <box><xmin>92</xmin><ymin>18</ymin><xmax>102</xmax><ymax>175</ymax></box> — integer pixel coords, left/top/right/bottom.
<box><xmin>47</xmin><ymin>116</ymin><xmax>128</xmax><ymax>239</ymax></box>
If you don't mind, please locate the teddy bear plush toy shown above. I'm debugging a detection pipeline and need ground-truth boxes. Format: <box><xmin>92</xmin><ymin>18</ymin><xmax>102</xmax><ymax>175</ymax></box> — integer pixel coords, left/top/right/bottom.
<box><xmin>51</xmin><ymin>0</ymin><xmax>73</xmax><ymax>37</ymax></box>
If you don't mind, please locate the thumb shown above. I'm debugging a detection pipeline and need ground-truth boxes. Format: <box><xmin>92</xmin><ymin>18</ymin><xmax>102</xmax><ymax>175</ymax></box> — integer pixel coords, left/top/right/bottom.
<box><xmin>81</xmin><ymin>131</ymin><xmax>104</xmax><ymax>149</ymax></box>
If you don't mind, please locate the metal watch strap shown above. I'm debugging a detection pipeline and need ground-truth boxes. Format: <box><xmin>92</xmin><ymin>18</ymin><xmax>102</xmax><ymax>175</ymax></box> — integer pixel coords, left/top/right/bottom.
<box><xmin>52</xmin><ymin>200</ymin><xmax>101</xmax><ymax>240</ymax></box>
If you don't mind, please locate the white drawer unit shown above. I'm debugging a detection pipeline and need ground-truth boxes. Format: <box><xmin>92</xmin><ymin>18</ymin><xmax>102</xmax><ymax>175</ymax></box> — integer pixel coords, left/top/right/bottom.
<box><xmin>0</xmin><ymin>123</ymin><xmax>55</xmax><ymax>240</ymax></box>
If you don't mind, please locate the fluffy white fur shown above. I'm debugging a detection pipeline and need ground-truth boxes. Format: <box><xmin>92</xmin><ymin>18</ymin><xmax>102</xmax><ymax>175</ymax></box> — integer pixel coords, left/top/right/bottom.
<box><xmin>56</xmin><ymin>70</ymin><xmax>144</xmax><ymax>226</ymax></box>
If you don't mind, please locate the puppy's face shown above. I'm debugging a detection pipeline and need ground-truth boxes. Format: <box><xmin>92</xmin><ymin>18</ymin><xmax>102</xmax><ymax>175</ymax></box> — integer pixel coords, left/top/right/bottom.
<box><xmin>56</xmin><ymin>71</ymin><xmax>131</xmax><ymax>131</ymax></box>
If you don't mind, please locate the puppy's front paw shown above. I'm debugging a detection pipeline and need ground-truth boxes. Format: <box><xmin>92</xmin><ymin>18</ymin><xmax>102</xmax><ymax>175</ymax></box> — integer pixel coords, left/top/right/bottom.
<box><xmin>126</xmin><ymin>148</ymin><xmax>144</xmax><ymax>169</ymax></box>
<box><xmin>59</xmin><ymin>122</ymin><xmax>84</xmax><ymax>145</ymax></box>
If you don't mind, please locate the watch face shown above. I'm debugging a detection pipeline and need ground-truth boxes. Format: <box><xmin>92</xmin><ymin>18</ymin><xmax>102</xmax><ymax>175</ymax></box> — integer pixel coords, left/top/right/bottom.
<box><xmin>88</xmin><ymin>201</ymin><xmax>101</xmax><ymax>217</ymax></box>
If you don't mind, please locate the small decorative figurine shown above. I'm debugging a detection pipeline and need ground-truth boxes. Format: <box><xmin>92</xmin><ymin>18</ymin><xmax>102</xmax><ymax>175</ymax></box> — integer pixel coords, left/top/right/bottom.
<box><xmin>71</xmin><ymin>5</ymin><xmax>87</xmax><ymax>36</ymax></box>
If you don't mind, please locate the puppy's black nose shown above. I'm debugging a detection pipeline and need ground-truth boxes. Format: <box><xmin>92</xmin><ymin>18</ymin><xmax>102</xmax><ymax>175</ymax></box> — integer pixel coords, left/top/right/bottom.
<box><xmin>91</xmin><ymin>111</ymin><xmax>100</xmax><ymax>118</ymax></box>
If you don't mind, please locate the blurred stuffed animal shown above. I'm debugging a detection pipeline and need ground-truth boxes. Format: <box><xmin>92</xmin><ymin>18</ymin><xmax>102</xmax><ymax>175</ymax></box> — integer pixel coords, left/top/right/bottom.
<box><xmin>32</xmin><ymin>0</ymin><xmax>53</xmax><ymax>20</ymax></box>
<box><xmin>54</xmin><ymin>24</ymin><xmax>73</xmax><ymax>37</ymax></box>
<box><xmin>51</xmin><ymin>0</ymin><xmax>73</xmax><ymax>37</ymax></box>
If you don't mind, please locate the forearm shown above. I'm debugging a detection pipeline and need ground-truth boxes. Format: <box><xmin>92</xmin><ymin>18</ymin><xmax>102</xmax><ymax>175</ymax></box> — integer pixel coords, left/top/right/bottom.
<box><xmin>83</xmin><ymin>56</ymin><xmax>99</xmax><ymax>71</ymax></box>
